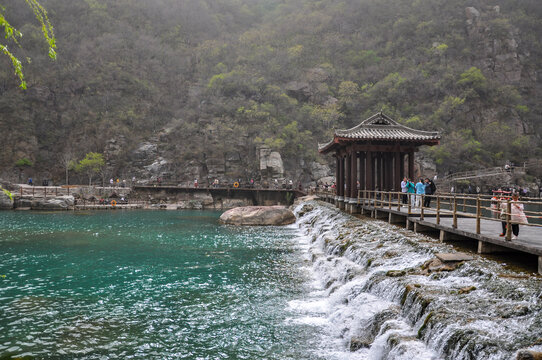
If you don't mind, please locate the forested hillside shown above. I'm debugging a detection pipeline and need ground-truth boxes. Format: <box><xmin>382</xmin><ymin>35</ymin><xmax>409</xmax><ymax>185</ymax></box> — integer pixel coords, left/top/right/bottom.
<box><xmin>1</xmin><ymin>0</ymin><xmax>541</xmax><ymax>185</ymax></box>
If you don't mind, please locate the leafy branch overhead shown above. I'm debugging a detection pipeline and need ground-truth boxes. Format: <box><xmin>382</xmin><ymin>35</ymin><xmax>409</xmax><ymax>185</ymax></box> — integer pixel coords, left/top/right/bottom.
<box><xmin>0</xmin><ymin>0</ymin><xmax>56</xmax><ymax>88</ymax></box>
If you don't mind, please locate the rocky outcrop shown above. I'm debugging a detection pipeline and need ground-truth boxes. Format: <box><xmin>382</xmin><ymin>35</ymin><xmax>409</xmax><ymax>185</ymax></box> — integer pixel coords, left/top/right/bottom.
<box><xmin>309</xmin><ymin>161</ymin><xmax>332</xmax><ymax>183</ymax></box>
<box><xmin>0</xmin><ymin>189</ymin><xmax>14</xmax><ymax>209</ymax></box>
<box><xmin>31</xmin><ymin>196</ymin><xmax>75</xmax><ymax>210</ymax></box>
<box><xmin>219</xmin><ymin>206</ymin><xmax>296</xmax><ymax>226</ymax></box>
<box><xmin>259</xmin><ymin>146</ymin><xmax>284</xmax><ymax>180</ymax></box>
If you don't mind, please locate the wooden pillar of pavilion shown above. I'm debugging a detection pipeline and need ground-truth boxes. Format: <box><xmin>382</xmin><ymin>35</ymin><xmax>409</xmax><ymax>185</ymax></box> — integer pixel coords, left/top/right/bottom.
<box><xmin>338</xmin><ymin>155</ymin><xmax>344</xmax><ymax>200</ymax></box>
<box><xmin>400</xmin><ymin>153</ymin><xmax>405</xmax><ymax>180</ymax></box>
<box><xmin>395</xmin><ymin>151</ymin><xmax>401</xmax><ymax>191</ymax></box>
<box><xmin>335</xmin><ymin>156</ymin><xmax>340</xmax><ymax>203</ymax></box>
<box><xmin>381</xmin><ymin>153</ymin><xmax>387</xmax><ymax>191</ymax></box>
<box><xmin>384</xmin><ymin>153</ymin><xmax>392</xmax><ymax>191</ymax></box>
<box><xmin>378</xmin><ymin>153</ymin><xmax>384</xmax><ymax>191</ymax></box>
<box><xmin>366</xmin><ymin>151</ymin><xmax>373</xmax><ymax>190</ymax></box>
<box><xmin>350</xmin><ymin>150</ymin><xmax>357</xmax><ymax>200</ymax></box>
<box><xmin>408</xmin><ymin>151</ymin><xmax>415</xmax><ymax>180</ymax></box>
<box><xmin>359</xmin><ymin>152</ymin><xmax>366</xmax><ymax>190</ymax></box>
<box><xmin>345</xmin><ymin>152</ymin><xmax>351</xmax><ymax>202</ymax></box>
<box><xmin>388</xmin><ymin>153</ymin><xmax>394</xmax><ymax>190</ymax></box>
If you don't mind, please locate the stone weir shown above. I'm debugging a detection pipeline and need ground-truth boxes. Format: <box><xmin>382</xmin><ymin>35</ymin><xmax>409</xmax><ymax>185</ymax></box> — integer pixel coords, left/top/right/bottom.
<box><xmin>294</xmin><ymin>200</ymin><xmax>542</xmax><ymax>360</ymax></box>
<box><xmin>132</xmin><ymin>186</ymin><xmax>305</xmax><ymax>210</ymax></box>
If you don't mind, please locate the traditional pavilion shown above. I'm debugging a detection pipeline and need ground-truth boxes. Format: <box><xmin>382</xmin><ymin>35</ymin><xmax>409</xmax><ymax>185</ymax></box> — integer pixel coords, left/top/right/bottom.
<box><xmin>318</xmin><ymin>112</ymin><xmax>440</xmax><ymax>211</ymax></box>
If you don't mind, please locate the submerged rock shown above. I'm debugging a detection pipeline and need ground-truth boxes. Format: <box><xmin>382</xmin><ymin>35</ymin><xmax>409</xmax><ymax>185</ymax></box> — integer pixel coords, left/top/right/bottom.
<box><xmin>517</xmin><ymin>350</ymin><xmax>542</xmax><ymax>360</ymax></box>
<box><xmin>219</xmin><ymin>206</ymin><xmax>296</xmax><ymax>226</ymax></box>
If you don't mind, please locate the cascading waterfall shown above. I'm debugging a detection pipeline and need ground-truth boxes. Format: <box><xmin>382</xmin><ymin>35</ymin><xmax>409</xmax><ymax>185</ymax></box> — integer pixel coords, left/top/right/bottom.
<box><xmin>290</xmin><ymin>201</ymin><xmax>542</xmax><ymax>360</ymax></box>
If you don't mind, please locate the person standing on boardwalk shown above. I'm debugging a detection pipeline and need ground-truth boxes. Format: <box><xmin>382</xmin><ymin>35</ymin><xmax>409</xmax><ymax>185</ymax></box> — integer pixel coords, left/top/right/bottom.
<box><xmin>423</xmin><ymin>178</ymin><xmax>433</xmax><ymax>208</ymax></box>
<box><xmin>401</xmin><ymin>177</ymin><xmax>408</xmax><ymax>204</ymax></box>
<box><xmin>510</xmin><ymin>193</ymin><xmax>528</xmax><ymax>240</ymax></box>
<box><xmin>406</xmin><ymin>178</ymin><xmax>416</xmax><ymax>208</ymax></box>
<box><xmin>415</xmin><ymin>178</ymin><xmax>425</xmax><ymax>208</ymax></box>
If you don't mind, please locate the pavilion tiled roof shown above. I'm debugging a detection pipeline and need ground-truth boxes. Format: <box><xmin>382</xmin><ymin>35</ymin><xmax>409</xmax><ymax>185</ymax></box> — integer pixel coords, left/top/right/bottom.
<box><xmin>318</xmin><ymin>112</ymin><xmax>440</xmax><ymax>152</ymax></box>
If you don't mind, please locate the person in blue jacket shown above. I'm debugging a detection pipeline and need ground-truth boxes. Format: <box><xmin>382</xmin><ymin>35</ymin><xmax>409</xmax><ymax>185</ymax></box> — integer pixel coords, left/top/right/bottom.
<box><xmin>415</xmin><ymin>178</ymin><xmax>425</xmax><ymax>208</ymax></box>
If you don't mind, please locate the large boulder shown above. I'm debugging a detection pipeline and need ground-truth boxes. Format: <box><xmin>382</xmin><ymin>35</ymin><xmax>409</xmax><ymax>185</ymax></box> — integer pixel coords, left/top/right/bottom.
<box><xmin>31</xmin><ymin>196</ymin><xmax>75</xmax><ymax>210</ymax></box>
<box><xmin>0</xmin><ymin>189</ymin><xmax>14</xmax><ymax>209</ymax></box>
<box><xmin>219</xmin><ymin>206</ymin><xmax>296</xmax><ymax>226</ymax></box>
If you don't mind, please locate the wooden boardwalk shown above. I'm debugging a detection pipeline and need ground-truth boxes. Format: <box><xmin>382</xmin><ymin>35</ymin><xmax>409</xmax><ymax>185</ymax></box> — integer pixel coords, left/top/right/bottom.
<box><xmin>318</xmin><ymin>192</ymin><xmax>542</xmax><ymax>274</ymax></box>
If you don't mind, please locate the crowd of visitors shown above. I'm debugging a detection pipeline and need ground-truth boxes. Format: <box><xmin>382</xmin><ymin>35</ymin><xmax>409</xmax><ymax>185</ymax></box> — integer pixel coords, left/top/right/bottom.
<box><xmin>400</xmin><ymin>177</ymin><xmax>436</xmax><ymax>208</ymax></box>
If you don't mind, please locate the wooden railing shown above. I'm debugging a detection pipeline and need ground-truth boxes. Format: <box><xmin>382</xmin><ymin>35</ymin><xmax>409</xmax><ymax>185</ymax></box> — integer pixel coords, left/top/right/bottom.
<box><xmin>314</xmin><ymin>189</ymin><xmax>542</xmax><ymax>241</ymax></box>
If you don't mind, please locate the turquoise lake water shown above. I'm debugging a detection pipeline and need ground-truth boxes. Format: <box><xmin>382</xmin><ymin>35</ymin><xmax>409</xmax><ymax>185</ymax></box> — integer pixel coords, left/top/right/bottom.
<box><xmin>0</xmin><ymin>210</ymin><xmax>322</xmax><ymax>359</ymax></box>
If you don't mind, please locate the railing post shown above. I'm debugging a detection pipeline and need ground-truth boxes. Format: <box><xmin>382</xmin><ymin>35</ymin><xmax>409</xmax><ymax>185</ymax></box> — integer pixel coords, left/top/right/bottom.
<box><xmin>506</xmin><ymin>200</ymin><xmax>512</xmax><ymax>241</ymax></box>
<box><xmin>408</xmin><ymin>193</ymin><xmax>412</xmax><ymax>215</ymax></box>
<box><xmin>476</xmin><ymin>196</ymin><xmax>481</xmax><ymax>234</ymax></box>
<box><xmin>44</xmin><ymin>187</ymin><xmax>47</xmax><ymax>198</ymax></box>
<box><xmin>420</xmin><ymin>195</ymin><xmax>425</xmax><ymax>220</ymax></box>
<box><xmin>357</xmin><ymin>189</ymin><xmax>360</xmax><ymax>204</ymax></box>
<box><xmin>462</xmin><ymin>197</ymin><xmax>466</xmax><ymax>212</ymax></box>
<box><xmin>397</xmin><ymin>192</ymin><xmax>401</xmax><ymax>211</ymax></box>
<box><xmin>388</xmin><ymin>192</ymin><xmax>392</xmax><ymax>209</ymax></box>
<box><xmin>453</xmin><ymin>195</ymin><xmax>457</xmax><ymax>229</ymax></box>
<box><xmin>436</xmin><ymin>195</ymin><xmax>441</xmax><ymax>225</ymax></box>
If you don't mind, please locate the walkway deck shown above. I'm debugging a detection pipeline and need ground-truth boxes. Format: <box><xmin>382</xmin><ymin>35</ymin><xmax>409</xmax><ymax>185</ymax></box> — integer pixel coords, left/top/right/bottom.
<box><xmin>318</xmin><ymin>192</ymin><xmax>542</xmax><ymax>274</ymax></box>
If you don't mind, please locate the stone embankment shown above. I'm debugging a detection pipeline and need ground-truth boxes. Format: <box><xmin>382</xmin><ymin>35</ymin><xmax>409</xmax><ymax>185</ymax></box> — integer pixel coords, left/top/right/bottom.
<box><xmin>14</xmin><ymin>196</ymin><xmax>75</xmax><ymax>210</ymax></box>
<box><xmin>219</xmin><ymin>206</ymin><xmax>296</xmax><ymax>225</ymax></box>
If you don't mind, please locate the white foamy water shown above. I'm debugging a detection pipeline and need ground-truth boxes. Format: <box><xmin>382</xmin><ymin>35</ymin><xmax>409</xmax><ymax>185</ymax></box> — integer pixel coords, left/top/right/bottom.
<box><xmin>289</xmin><ymin>201</ymin><xmax>542</xmax><ymax>360</ymax></box>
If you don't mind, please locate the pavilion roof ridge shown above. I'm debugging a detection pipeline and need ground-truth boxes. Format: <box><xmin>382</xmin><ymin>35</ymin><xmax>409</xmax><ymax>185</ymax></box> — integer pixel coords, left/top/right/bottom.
<box><xmin>335</xmin><ymin>112</ymin><xmax>440</xmax><ymax>137</ymax></box>
<box><xmin>317</xmin><ymin>112</ymin><xmax>441</xmax><ymax>153</ymax></box>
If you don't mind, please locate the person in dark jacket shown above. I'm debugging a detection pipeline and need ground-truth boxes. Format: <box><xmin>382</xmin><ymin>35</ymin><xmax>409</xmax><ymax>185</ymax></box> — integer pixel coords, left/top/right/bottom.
<box><xmin>423</xmin><ymin>178</ymin><xmax>435</xmax><ymax>208</ymax></box>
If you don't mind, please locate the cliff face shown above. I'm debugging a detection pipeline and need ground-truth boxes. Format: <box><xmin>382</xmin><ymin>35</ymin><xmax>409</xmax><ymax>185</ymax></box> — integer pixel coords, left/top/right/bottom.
<box><xmin>1</xmin><ymin>0</ymin><xmax>541</xmax><ymax>185</ymax></box>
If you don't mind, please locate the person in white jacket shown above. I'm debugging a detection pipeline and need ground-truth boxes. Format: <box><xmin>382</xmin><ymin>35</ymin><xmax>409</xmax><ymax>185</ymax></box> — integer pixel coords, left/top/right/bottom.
<box><xmin>510</xmin><ymin>193</ymin><xmax>528</xmax><ymax>240</ymax></box>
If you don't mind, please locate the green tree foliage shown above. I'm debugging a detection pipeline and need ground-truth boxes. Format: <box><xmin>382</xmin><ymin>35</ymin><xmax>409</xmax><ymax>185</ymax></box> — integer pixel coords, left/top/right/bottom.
<box><xmin>0</xmin><ymin>0</ymin><xmax>541</xmax><ymax>180</ymax></box>
<box><xmin>14</xmin><ymin>157</ymin><xmax>32</xmax><ymax>182</ymax></box>
<box><xmin>0</xmin><ymin>0</ymin><xmax>56</xmax><ymax>88</ymax></box>
<box><xmin>76</xmin><ymin>152</ymin><xmax>104</xmax><ymax>186</ymax></box>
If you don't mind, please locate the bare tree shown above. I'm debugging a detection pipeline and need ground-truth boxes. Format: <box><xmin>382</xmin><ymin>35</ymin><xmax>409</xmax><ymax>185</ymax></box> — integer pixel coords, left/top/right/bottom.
<box><xmin>59</xmin><ymin>150</ymin><xmax>75</xmax><ymax>185</ymax></box>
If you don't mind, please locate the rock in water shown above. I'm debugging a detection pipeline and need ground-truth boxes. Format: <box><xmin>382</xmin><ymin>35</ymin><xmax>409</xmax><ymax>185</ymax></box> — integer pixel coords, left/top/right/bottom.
<box><xmin>219</xmin><ymin>206</ymin><xmax>296</xmax><ymax>226</ymax></box>
<box><xmin>0</xmin><ymin>189</ymin><xmax>14</xmax><ymax>209</ymax></box>
<box><xmin>517</xmin><ymin>350</ymin><xmax>542</xmax><ymax>360</ymax></box>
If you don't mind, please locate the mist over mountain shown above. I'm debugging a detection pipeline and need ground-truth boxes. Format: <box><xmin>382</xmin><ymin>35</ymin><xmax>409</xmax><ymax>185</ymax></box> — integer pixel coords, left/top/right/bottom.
<box><xmin>1</xmin><ymin>0</ymin><xmax>542</xmax><ymax>184</ymax></box>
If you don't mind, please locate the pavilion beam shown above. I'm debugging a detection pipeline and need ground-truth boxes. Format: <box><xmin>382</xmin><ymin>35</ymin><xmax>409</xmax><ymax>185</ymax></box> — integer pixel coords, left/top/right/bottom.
<box><xmin>351</xmin><ymin>144</ymin><xmax>419</xmax><ymax>153</ymax></box>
